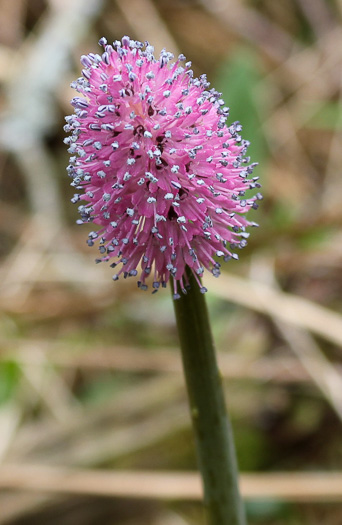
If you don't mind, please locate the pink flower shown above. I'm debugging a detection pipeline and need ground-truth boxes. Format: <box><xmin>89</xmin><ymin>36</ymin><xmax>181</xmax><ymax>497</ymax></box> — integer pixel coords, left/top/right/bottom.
<box><xmin>65</xmin><ymin>37</ymin><xmax>261</xmax><ymax>298</ymax></box>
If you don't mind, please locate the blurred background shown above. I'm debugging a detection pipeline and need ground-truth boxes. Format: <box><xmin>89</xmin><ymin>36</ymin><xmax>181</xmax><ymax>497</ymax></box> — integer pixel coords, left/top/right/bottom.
<box><xmin>1</xmin><ymin>0</ymin><xmax>342</xmax><ymax>523</ymax></box>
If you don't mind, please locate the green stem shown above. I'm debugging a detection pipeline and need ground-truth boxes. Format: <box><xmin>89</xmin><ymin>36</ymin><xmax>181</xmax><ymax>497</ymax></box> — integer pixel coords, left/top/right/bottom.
<box><xmin>172</xmin><ymin>269</ymin><xmax>246</xmax><ymax>525</ymax></box>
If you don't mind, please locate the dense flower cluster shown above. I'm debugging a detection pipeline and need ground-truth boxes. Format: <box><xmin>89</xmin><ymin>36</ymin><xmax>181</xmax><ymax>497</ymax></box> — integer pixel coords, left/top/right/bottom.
<box><xmin>65</xmin><ymin>37</ymin><xmax>261</xmax><ymax>298</ymax></box>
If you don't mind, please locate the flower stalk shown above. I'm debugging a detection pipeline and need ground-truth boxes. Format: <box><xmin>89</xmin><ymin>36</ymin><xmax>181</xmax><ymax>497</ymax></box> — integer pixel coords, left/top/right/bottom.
<box><xmin>172</xmin><ymin>269</ymin><xmax>246</xmax><ymax>525</ymax></box>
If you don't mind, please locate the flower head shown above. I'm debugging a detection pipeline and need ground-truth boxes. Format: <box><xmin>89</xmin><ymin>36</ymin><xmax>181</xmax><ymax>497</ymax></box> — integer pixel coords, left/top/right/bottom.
<box><xmin>65</xmin><ymin>36</ymin><xmax>261</xmax><ymax>297</ymax></box>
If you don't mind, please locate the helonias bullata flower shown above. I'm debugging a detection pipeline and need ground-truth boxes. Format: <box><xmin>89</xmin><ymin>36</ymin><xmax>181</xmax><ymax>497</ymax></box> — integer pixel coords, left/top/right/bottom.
<box><xmin>65</xmin><ymin>36</ymin><xmax>261</xmax><ymax>298</ymax></box>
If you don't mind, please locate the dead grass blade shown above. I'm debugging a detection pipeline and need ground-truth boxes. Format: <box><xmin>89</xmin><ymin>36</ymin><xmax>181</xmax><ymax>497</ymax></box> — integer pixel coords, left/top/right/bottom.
<box><xmin>0</xmin><ymin>465</ymin><xmax>342</xmax><ymax>502</ymax></box>
<box><xmin>206</xmin><ymin>272</ymin><xmax>342</xmax><ymax>348</ymax></box>
<box><xmin>0</xmin><ymin>339</ymin><xmax>334</xmax><ymax>384</ymax></box>
<box><xmin>116</xmin><ymin>0</ymin><xmax>180</xmax><ymax>56</ymax></box>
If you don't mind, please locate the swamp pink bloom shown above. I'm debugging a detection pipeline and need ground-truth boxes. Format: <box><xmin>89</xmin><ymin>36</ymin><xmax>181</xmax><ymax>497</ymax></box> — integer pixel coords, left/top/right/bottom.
<box><xmin>65</xmin><ymin>37</ymin><xmax>261</xmax><ymax>298</ymax></box>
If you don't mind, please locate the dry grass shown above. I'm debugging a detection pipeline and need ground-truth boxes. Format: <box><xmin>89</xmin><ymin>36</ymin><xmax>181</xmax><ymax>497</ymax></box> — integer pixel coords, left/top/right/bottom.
<box><xmin>1</xmin><ymin>0</ymin><xmax>342</xmax><ymax>523</ymax></box>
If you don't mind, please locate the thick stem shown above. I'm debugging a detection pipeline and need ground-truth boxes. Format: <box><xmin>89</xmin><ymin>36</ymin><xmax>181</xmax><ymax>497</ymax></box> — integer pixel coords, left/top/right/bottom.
<box><xmin>172</xmin><ymin>270</ymin><xmax>246</xmax><ymax>525</ymax></box>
